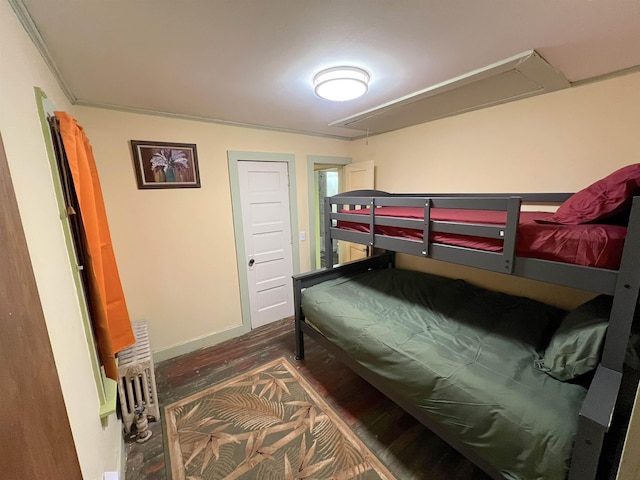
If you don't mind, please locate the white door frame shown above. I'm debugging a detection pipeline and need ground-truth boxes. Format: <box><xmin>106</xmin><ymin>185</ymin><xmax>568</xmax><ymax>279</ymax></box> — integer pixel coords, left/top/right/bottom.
<box><xmin>228</xmin><ymin>151</ymin><xmax>300</xmax><ymax>332</ymax></box>
<box><xmin>306</xmin><ymin>155</ymin><xmax>351</xmax><ymax>270</ymax></box>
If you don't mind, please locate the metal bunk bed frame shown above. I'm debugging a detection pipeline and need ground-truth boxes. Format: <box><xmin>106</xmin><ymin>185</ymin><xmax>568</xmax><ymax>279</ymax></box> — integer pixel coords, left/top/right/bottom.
<box><xmin>294</xmin><ymin>190</ymin><xmax>640</xmax><ymax>480</ymax></box>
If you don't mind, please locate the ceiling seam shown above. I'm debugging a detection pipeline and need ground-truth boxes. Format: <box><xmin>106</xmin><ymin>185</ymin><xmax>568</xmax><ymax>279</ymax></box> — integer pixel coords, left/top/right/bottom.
<box><xmin>569</xmin><ymin>64</ymin><xmax>640</xmax><ymax>88</ymax></box>
<box><xmin>8</xmin><ymin>0</ymin><xmax>77</xmax><ymax>104</ymax></box>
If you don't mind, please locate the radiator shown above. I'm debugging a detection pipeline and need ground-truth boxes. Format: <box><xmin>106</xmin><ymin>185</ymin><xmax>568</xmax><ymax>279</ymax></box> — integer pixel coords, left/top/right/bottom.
<box><xmin>116</xmin><ymin>321</ymin><xmax>160</xmax><ymax>433</ymax></box>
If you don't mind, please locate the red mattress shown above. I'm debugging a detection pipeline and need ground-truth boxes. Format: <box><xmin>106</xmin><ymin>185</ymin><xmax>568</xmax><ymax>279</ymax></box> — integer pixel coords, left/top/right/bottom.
<box><xmin>337</xmin><ymin>207</ymin><xmax>626</xmax><ymax>269</ymax></box>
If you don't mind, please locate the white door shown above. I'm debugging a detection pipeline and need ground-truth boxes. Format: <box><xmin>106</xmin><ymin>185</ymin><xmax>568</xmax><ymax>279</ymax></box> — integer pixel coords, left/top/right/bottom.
<box><xmin>238</xmin><ymin>161</ymin><xmax>294</xmax><ymax>328</ymax></box>
<box><xmin>341</xmin><ymin>160</ymin><xmax>374</xmax><ymax>263</ymax></box>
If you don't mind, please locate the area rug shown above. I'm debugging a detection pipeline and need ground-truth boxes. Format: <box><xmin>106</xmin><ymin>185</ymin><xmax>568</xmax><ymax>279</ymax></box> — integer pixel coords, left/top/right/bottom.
<box><xmin>164</xmin><ymin>356</ymin><xmax>396</xmax><ymax>480</ymax></box>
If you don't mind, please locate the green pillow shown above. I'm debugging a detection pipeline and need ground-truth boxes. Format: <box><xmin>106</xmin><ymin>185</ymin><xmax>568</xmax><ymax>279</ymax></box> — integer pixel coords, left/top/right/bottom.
<box><xmin>536</xmin><ymin>295</ymin><xmax>612</xmax><ymax>381</ymax></box>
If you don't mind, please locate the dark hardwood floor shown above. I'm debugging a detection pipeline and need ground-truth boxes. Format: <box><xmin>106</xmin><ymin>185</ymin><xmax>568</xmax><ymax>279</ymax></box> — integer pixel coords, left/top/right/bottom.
<box><xmin>125</xmin><ymin>317</ymin><xmax>632</xmax><ymax>480</ymax></box>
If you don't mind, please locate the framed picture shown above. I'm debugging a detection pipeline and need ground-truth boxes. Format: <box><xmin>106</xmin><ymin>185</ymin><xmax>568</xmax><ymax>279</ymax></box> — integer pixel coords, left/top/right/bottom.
<box><xmin>130</xmin><ymin>140</ymin><xmax>201</xmax><ymax>189</ymax></box>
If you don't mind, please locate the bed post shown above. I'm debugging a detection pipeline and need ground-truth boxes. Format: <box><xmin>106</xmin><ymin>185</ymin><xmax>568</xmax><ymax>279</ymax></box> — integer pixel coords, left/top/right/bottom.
<box><xmin>294</xmin><ymin>276</ymin><xmax>304</xmax><ymax>360</ymax></box>
<box><xmin>569</xmin><ymin>196</ymin><xmax>640</xmax><ymax>480</ymax></box>
<box><xmin>568</xmin><ymin>366</ymin><xmax>622</xmax><ymax>480</ymax></box>
<box><xmin>324</xmin><ymin>196</ymin><xmax>334</xmax><ymax>268</ymax></box>
<box><xmin>601</xmin><ymin>196</ymin><xmax>640</xmax><ymax>372</ymax></box>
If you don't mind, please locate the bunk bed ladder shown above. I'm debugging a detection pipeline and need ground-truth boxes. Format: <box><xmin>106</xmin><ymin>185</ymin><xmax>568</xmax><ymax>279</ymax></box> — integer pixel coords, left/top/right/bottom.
<box><xmin>569</xmin><ymin>196</ymin><xmax>640</xmax><ymax>480</ymax></box>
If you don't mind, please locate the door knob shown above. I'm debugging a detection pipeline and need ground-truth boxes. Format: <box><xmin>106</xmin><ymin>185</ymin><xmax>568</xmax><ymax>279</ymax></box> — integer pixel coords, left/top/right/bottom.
<box><xmin>248</xmin><ymin>259</ymin><xmax>255</xmax><ymax>267</ymax></box>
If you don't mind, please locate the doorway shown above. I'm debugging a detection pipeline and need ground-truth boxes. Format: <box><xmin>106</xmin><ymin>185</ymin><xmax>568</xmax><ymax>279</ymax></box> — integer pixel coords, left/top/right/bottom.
<box><xmin>315</xmin><ymin>166</ymin><xmax>341</xmax><ymax>268</ymax></box>
<box><xmin>306</xmin><ymin>155</ymin><xmax>351</xmax><ymax>270</ymax></box>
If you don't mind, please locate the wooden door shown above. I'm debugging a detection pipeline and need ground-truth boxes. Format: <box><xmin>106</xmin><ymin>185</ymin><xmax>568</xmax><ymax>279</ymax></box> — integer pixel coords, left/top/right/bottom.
<box><xmin>0</xmin><ymin>132</ymin><xmax>82</xmax><ymax>479</ymax></box>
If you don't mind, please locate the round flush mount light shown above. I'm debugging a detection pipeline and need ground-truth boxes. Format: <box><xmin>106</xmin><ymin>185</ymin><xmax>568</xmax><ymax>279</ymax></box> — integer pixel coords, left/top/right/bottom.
<box><xmin>313</xmin><ymin>66</ymin><xmax>370</xmax><ymax>101</ymax></box>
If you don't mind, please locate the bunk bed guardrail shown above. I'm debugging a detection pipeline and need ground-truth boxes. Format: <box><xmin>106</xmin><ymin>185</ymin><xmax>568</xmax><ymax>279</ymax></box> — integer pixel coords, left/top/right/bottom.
<box><xmin>325</xmin><ymin>190</ymin><xmax>619</xmax><ymax>293</ymax></box>
<box><xmin>326</xmin><ymin>191</ymin><xmax>527</xmax><ymax>274</ymax></box>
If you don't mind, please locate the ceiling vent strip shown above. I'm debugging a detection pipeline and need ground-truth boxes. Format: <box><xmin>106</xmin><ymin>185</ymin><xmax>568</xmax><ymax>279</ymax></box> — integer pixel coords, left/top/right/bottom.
<box><xmin>330</xmin><ymin>50</ymin><xmax>570</xmax><ymax>134</ymax></box>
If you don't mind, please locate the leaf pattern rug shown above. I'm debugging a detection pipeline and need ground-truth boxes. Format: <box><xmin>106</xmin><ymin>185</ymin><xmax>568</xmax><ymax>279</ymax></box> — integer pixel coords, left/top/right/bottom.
<box><xmin>164</xmin><ymin>356</ymin><xmax>396</xmax><ymax>480</ymax></box>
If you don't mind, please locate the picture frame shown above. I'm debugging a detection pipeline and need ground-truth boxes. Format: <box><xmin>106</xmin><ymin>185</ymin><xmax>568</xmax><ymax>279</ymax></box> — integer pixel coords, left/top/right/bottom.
<box><xmin>130</xmin><ymin>140</ymin><xmax>201</xmax><ymax>189</ymax></box>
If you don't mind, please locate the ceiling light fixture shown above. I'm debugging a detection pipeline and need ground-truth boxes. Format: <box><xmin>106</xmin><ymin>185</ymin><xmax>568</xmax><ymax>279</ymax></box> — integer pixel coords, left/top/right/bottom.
<box><xmin>313</xmin><ymin>66</ymin><xmax>370</xmax><ymax>102</ymax></box>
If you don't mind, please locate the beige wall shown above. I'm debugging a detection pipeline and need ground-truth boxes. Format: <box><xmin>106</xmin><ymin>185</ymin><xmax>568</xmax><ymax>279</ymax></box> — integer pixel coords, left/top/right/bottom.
<box><xmin>1</xmin><ymin>3</ymin><xmax>123</xmax><ymax>479</ymax></box>
<box><xmin>349</xmin><ymin>71</ymin><xmax>640</xmax><ymax>309</ymax></box>
<box><xmin>72</xmin><ymin>106</ymin><xmax>349</xmax><ymax>356</ymax></box>
<box><xmin>73</xmin><ymin>71</ymin><xmax>640</xmax><ymax>356</ymax></box>
<box><xmin>351</xmin><ymin>71</ymin><xmax>640</xmax><ymax>194</ymax></box>
<box><xmin>6</xmin><ymin>0</ymin><xmax>639</xmax><ymax>473</ymax></box>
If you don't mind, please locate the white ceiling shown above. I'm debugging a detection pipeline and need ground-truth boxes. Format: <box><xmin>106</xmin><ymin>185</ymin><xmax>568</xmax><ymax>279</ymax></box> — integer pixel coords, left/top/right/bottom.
<box><xmin>14</xmin><ymin>0</ymin><xmax>640</xmax><ymax>139</ymax></box>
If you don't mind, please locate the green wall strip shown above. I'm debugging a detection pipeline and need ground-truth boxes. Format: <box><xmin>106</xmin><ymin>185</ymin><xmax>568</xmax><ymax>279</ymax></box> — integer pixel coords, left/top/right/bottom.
<box><xmin>306</xmin><ymin>155</ymin><xmax>351</xmax><ymax>270</ymax></box>
<box><xmin>34</xmin><ymin>87</ymin><xmax>115</xmax><ymax>417</ymax></box>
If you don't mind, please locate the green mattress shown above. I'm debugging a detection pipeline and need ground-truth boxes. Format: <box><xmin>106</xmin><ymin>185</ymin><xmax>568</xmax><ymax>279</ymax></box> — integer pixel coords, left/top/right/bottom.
<box><xmin>301</xmin><ymin>268</ymin><xmax>587</xmax><ymax>480</ymax></box>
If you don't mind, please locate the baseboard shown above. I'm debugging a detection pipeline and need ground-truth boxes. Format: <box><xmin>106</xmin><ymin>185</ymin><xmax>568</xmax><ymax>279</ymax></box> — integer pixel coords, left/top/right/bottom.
<box><xmin>103</xmin><ymin>422</ymin><xmax>126</xmax><ymax>480</ymax></box>
<box><xmin>152</xmin><ymin>325</ymin><xmax>248</xmax><ymax>363</ymax></box>
<box><xmin>119</xmin><ymin>431</ymin><xmax>126</xmax><ymax>480</ymax></box>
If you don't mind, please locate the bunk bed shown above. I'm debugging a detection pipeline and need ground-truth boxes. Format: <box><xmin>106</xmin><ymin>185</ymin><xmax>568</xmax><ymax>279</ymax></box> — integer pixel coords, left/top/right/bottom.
<box><xmin>293</xmin><ymin>165</ymin><xmax>640</xmax><ymax>480</ymax></box>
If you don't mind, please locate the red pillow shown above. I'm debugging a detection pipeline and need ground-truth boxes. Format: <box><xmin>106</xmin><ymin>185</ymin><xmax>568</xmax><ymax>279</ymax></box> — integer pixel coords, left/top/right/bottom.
<box><xmin>546</xmin><ymin>163</ymin><xmax>640</xmax><ymax>224</ymax></box>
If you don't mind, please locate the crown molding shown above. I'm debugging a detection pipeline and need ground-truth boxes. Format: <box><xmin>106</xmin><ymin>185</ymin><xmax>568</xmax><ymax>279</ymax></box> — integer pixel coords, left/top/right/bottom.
<box><xmin>8</xmin><ymin>0</ymin><xmax>77</xmax><ymax>103</ymax></box>
<box><xmin>73</xmin><ymin>99</ymin><xmax>356</xmax><ymax>141</ymax></box>
<box><xmin>9</xmin><ymin>0</ymin><xmax>359</xmax><ymax>141</ymax></box>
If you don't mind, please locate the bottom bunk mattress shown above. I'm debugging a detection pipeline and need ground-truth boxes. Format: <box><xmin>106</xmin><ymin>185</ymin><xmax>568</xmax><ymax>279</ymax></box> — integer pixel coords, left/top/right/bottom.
<box><xmin>301</xmin><ymin>268</ymin><xmax>588</xmax><ymax>480</ymax></box>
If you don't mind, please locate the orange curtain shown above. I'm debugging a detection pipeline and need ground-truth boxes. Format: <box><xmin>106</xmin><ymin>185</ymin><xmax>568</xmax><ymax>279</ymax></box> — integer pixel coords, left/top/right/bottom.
<box><xmin>55</xmin><ymin>111</ymin><xmax>134</xmax><ymax>380</ymax></box>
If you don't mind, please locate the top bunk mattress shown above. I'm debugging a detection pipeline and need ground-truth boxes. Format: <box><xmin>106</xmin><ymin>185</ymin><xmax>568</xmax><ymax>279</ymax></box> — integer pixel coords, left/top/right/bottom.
<box><xmin>337</xmin><ymin>207</ymin><xmax>627</xmax><ymax>269</ymax></box>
